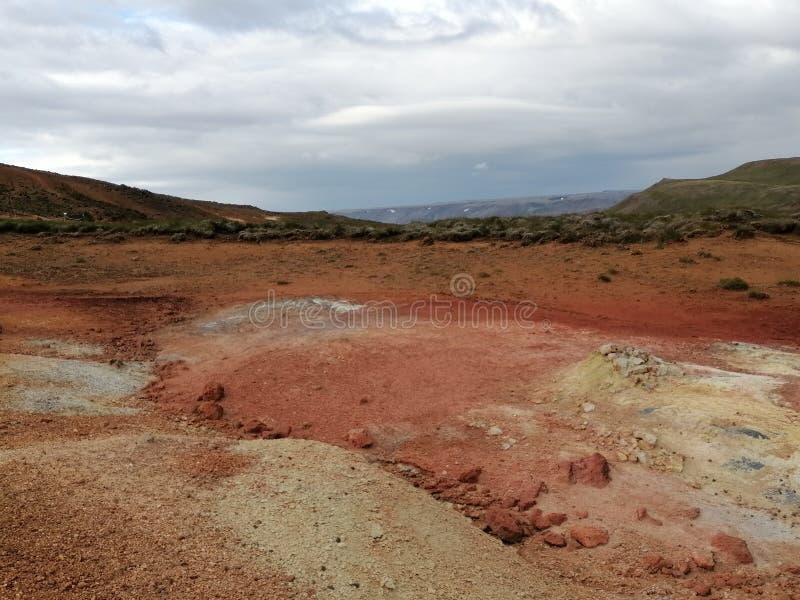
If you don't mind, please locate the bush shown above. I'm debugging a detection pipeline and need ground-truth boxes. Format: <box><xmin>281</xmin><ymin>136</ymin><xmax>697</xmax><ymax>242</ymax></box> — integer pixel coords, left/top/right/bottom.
<box><xmin>598</xmin><ymin>274</ymin><xmax>612</xmax><ymax>283</ymax></box>
<box><xmin>778</xmin><ymin>279</ymin><xmax>800</xmax><ymax>287</ymax></box>
<box><xmin>733</xmin><ymin>226</ymin><xmax>756</xmax><ymax>240</ymax></box>
<box><xmin>748</xmin><ymin>290</ymin><xmax>770</xmax><ymax>300</ymax></box>
<box><xmin>719</xmin><ymin>277</ymin><xmax>749</xmax><ymax>291</ymax></box>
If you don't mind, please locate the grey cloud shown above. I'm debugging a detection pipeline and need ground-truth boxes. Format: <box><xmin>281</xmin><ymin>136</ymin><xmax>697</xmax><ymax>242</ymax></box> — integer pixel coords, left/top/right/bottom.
<box><xmin>0</xmin><ymin>1</ymin><xmax>799</xmax><ymax>211</ymax></box>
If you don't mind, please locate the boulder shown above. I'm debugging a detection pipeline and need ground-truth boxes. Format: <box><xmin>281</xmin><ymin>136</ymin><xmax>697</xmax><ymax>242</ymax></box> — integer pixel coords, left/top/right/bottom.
<box><xmin>346</xmin><ymin>428</ymin><xmax>374</xmax><ymax>449</ymax></box>
<box><xmin>198</xmin><ymin>382</ymin><xmax>225</xmax><ymax>403</ymax></box>
<box><xmin>562</xmin><ymin>453</ymin><xmax>611</xmax><ymax>487</ymax></box>
<box><xmin>710</xmin><ymin>533</ymin><xmax>753</xmax><ymax>565</ymax></box>
<box><xmin>194</xmin><ymin>401</ymin><xmax>223</xmax><ymax>420</ymax></box>
<box><xmin>570</xmin><ymin>525</ymin><xmax>609</xmax><ymax>548</ymax></box>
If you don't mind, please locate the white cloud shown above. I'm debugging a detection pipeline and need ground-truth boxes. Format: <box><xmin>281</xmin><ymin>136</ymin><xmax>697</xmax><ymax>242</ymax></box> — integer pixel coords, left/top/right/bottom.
<box><xmin>0</xmin><ymin>1</ymin><xmax>799</xmax><ymax>210</ymax></box>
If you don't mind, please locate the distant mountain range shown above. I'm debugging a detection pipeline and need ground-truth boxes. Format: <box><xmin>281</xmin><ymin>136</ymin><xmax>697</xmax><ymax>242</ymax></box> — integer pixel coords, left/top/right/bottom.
<box><xmin>610</xmin><ymin>158</ymin><xmax>800</xmax><ymax>216</ymax></box>
<box><xmin>335</xmin><ymin>190</ymin><xmax>636</xmax><ymax>224</ymax></box>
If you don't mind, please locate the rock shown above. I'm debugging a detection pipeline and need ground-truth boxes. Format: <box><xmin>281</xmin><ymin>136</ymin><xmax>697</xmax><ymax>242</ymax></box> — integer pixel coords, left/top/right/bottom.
<box><xmin>262</xmin><ymin>424</ymin><xmax>292</xmax><ymax>440</ymax></box>
<box><xmin>483</xmin><ymin>507</ymin><xmax>527</xmax><ymax>543</ymax></box>
<box><xmin>575</xmin><ymin>510</ymin><xmax>589</xmax><ymax>519</ymax></box>
<box><xmin>346</xmin><ymin>428</ymin><xmax>374</xmax><ymax>449</ymax></box>
<box><xmin>487</xmin><ymin>426</ymin><xmax>503</xmax><ymax>436</ymax></box>
<box><xmin>456</xmin><ymin>466</ymin><xmax>482</xmax><ymax>484</ymax></box>
<box><xmin>688</xmin><ymin>582</ymin><xmax>712</xmax><ymax>597</ymax></box>
<box><xmin>563</xmin><ymin>453</ymin><xmax>611</xmax><ymax>488</ymax></box>
<box><xmin>546</xmin><ymin>513</ymin><xmax>568</xmax><ymax>526</ymax></box>
<box><xmin>598</xmin><ymin>344</ymin><xmax>621</xmax><ymax>355</ymax></box>
<box><xmin>517</xmin><ymin>480</ymin><xmax>547</xmax><ymax>510</ymax></box>
<box><xmin>529</xmin><ymin>511</ymin><xmax>552</xmax><ymax>531</ymax></box>
<box><xmin>635</xmin><ymin>507</ymin><xmax>663</xmax><ymax>526</ymax></box>
<box><xmin>380</xmin><ymin>576</ymin><xmax>396</xmax><ymax>590</ymax></box>
<box><xmin>710</xmin><ymin>533</ymin><xmax>753</xmax><ymax>564</ymax></box>
<box><xmin>671</xmin><ymin>558</ymin><xmax>692</xmax><ymax>577</ymax></box>
<box><xmin>691</xmin><ymin>550</ymin><xmax>716</xmax><ymax>571</ymax></box>
<box><xmin>242</xmin><ymin>419</ymin><xmax>266</xmax><ymax>434</ymax></box>
<box><xmin>194</xmin><ymin>401</ymin><xmax>223</xmax><ymax>420</ymax></box>
<box><xmin>542</xmin><ymin>532</ymin><xmax>566</xmax><ymax>547</ymax></box>
<box><xmin>198</xmin><ymin>382</ymin><xmax>225</xmax><ymax>403</ymax></box>
<box><xmin>642</xmin><ymin>553</ymin><xmax>669</xmax><ymax>574</ymax></box>
<box><xmin>570</xmin><ymin>525</ymin><xmax>609</xmax><ymax>548</ymax></box>
<box><xmin>582</xmin><ymin>402</ymin><xmax>596</xmax><ymax>413</ymax></box>
<box><xmin>369</xmin><ymin>523</ymin><xmax>384</xmax><ymax>540</ymax></box>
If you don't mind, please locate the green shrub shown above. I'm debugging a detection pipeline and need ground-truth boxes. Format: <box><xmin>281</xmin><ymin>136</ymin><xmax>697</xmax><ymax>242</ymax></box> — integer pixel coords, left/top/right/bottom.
<box><xmin>748</xmin><ymin>290</ymin><xmax>769</xmax><ymax>300</ymax></box>
<box><xmin>719</xmin><ymin>277</ymin><xmax>749</xmax><ymax>291</ymax></box>
<box><xmin>598</xmin><ymin>274</ymin><xmax>612</xmax><ymax>283</ymax></box>
<box><xmin>778</xmin><ymin>279</ymin><xmax>800</xmax><ymax>287</ymax></box>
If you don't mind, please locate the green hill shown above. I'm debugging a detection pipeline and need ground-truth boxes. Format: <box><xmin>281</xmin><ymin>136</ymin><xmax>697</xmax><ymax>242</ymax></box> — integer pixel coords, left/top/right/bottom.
<box><xmin>610</xmin><ymin>158</ymin><xmax>800</xmax><ymax>216</ymax></box>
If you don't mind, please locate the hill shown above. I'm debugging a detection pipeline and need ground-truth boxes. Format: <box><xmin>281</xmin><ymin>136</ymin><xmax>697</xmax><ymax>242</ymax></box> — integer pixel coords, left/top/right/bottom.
<box><xmin>0</xmin><ymin>163</ymin><xmax>272</xmax><ymax>223</ymax></box>
<box><xmin>610</xmin><ymin>158</ymin><xmax>800</xmax><ymax>216</ymax></box>
<box><xmin>336</xmin><ymin>190</ymin><xmax>634</xmax><ymax>224</ymax></box>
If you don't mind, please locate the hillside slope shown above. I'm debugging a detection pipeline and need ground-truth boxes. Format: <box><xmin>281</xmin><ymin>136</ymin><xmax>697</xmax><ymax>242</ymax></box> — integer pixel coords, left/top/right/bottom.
<box><xmin>610</xmin><ymin>158</ymin><xmax>800</xmax><ymax>216</ymax></box>
<box><xmin>0</xmin><ymin>163</ymin><xmax>271</xmax><ymax>222</ymax></box>
<box><xmin>337</xmin><ymin>190</ymin><xmax>634</xmax><ymax>224</ymax></box>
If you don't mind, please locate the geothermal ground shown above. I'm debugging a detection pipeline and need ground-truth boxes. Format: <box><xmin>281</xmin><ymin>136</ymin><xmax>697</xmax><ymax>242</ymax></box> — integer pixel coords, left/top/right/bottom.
<box><xmin>1</xmin><ymin>234</ymin><xmax>800</xmax><ymax>599</ymax></box>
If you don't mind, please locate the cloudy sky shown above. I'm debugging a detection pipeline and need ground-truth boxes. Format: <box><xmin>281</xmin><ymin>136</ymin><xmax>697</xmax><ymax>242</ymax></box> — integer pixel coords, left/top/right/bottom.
<box><xmin>1</xmin><ymin>1</ymin><xmax>799</xmax><ymax>211</ymax></box>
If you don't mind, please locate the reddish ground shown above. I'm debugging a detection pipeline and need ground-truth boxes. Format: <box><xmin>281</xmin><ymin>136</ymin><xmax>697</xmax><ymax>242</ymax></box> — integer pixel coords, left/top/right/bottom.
<box><xmin>2</xmin><ymin>233</ymin><xmax>800</xmax><ymax>599</ymax></box>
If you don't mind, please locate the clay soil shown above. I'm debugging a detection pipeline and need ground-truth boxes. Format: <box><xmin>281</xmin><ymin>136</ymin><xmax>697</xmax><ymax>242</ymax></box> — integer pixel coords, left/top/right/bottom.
<box><xmin>2</xmin><ymin>233</ymin><xmax>800</xmax><ymax>599</ymax></box>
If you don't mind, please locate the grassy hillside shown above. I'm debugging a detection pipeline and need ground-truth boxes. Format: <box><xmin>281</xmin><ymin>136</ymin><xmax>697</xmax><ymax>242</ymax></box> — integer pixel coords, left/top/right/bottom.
<box><xmin>0</xmin><ymin>163</ymin><xmax>271</xmax><ymax>223</ymax></box>
<box><xmin>610</xmin><ymin>158</ymin><xmax>800</xmax><ymax>216</ymax></box>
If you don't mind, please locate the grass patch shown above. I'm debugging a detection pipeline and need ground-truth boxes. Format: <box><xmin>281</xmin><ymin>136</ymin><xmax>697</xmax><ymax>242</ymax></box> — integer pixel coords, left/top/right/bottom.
<box><xmin>678</xmin><ymin>256</ymin><xmax>697</xmax><ymax>264</ymax></box>
<box><xmin>697</xmin><ymin>251</ymin><xmax>721</xmax><ymax>261</ymax></box>
<box><xmin>778</xmin><ymin>279</ymin><xmax>800</xmax><ymax>287</ymax></box>
<box><xmin>748</xmin><ymin>290</ymin><xmax>770</xmax><ymax>300</ymax></box>
<box><xmin>719</xmin><ymin>277</ymin><xmax>749</xmax><ymax>291</ymax></box>
<box><xmin>598</xmin><ymin>274</ymin><xmax>612</xmax><ymax>283</ymax></box>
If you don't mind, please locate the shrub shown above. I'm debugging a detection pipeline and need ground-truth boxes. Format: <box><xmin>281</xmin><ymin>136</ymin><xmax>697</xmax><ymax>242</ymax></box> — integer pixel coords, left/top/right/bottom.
<box><xmin>697</xmin><ymin>251</ymin><xmax>721</xmax><ymax>261</ymax></box>
<box><xmin>719</xmin><ymin>277</ymin><xmax>749</xmax><ymax>291</ymax></box>
<box><xmin>598</xmin><ymin>274</ymin><xmax>612</xmax><ymax>283</ymax></box>
<box><xmin>733</xmin><ymin>226</ymin><xmax>756</xmax><ymax>240</ymax></box>
<box><xmin>678</xmin><ymin>257</ymin><xmax>697</xmax><ymax>264</ymax></box>
<box><xmin>748</xmin><ymin>290</ymin><xmax>770</xmax><ymax>300</ymax></box>
<box><xmin>778</xmin><ymin>279</ymin><xmax>800</xmax><ymax>287</ymax></box>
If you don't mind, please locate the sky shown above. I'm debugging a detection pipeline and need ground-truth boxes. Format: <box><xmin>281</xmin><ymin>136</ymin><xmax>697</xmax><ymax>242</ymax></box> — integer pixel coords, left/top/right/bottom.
<box><xmin>1</xmin><ymin>1</ymin><xmax>799</xmax><ymax>211</ymax></box>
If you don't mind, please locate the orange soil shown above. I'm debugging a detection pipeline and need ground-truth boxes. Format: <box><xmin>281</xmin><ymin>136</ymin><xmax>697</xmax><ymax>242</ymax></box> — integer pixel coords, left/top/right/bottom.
<box><xmin>2</xmin><ymin>233</ymin><xmax>800</xmax><ymax>598</ymax></box>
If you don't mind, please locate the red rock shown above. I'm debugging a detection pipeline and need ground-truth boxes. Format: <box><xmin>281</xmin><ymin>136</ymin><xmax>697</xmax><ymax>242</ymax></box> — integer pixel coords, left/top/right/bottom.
<box><xmin>575</xmin><ymin>510</ymin><xmax>589</xmax><ymax>519</ymax></box>
<box><xmin>570</xmin><ymin>525</ymin><xmax>609</xmax><ymax>548</ymax></box>
<box><xmin>563</xmin><ymin>453</ymin><xmax>611</xmax><ymax>488</ymax></box>
<box><xmin>483</xmin><ymin>507</ymin><xmax>526</xmax><ymax>543</ymax></box>
<box><xmin>689</xmin><ymin>582</ymin><xmax>712</xmax><ymax>597</ymax></box>
<box><xmin>779</xmin><ymin>564</ymin><xmax>800</xmax><ymax>575</ymax></box>
<box><xmin>635</xmin><ymin>507</ymin><xmax>663</xmax><ymax>526</ymax></box>
<box><xmin>517</xmin><ymin>480</ymin><xmax>547</xmax><ymax>510</ymax></box>
<box><xmin>242</xmin><ymin>419</ymin><xmax>266</xmax><ymax>434</ymax></box>
<box><xmin>194</xmin><ymin>401</ymin><xmax>223</xmax><ymax>420</ymax></box>
<box><xmin>546</xmin><ymin>513</ymin><xmax>568</xmax><ymax>526</ymax></box>
<box><xmin>710</xmin><ymin>533</ymin><xmax>753</xmax><ymax>565</ymax></box>
<box><xmin>530</xmin><ymin>512</ymin><xmax>552</xmax><ymax>531</ymax></box>
<box><xmin>671</xmin><ymin>558</ymin><xmax>692</xmax><ymax>578</ymax></box>
<box><xmin>542</xmin><ymin>532</ymin><xmax>567</xmax><ymax>547</ymax></box>
<box><xmin>262</xmin><ymin>424</ymin><xmax>292</xmax><ymax>439</ymax></box>
<box><xmin>346</xmin><ymin>428</ymin><xmax>374</xmax><ymax>449</ymax></box>
<box><xmin>642</xmin><ymin>553</ymin><xmax>668</xmax><ymax>574</ymax></box>
<box><xmin>691</xmin><ymin>550</ymin><xmax>716</xmax><ymax>571</ymax></box>
<box><xmin>198</xmin><ymin>382</ymin><xmax>225</xmax><ymax>403</ymax></box>
<box><xmin>456</xmin><ymin>466</ymin><xmax>482</xmax><ymax>483</ymax></box>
